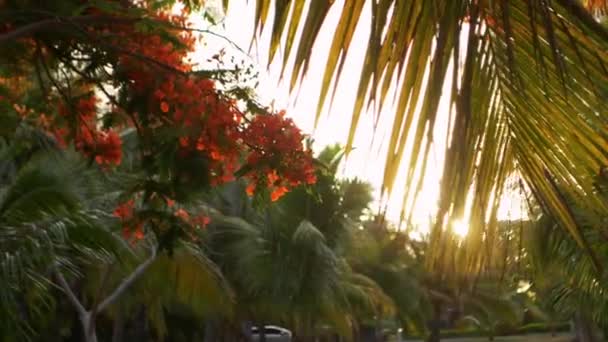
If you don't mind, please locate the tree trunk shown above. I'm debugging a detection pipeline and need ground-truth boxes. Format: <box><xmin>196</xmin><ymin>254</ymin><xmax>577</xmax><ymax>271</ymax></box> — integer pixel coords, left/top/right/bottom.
<box><xmin>573</xmin><ymin>310</ymin><xmax>597</xmax><ymax>342</ymax></box>
<box><xmin>259</xmin><ymin>322</ymin><xmax>267</xmax><ymax>342</ymax></box>
<box><xmin>204</xmin><ymin>320</ymin><xmax>216</xmax><ymax>342</ymax></box>
<box><xmin>112</xmin><ymin>308</ymin><xmax>125</xmax><ymax>342</ymax></box>
<box><xmin>81</xmin><ymin>312</ymin><xmax>98</xmax><ymax>342</ymax></box>
<box><xmin>55</xmin><ymin>247</ymin><xmax>157</xmax><ymax>342</ymax></box>
<box><xmin>130</xmin><ymin>306</ymin><xmax>149</xmax><ymax>341</ymax></box>
<box><xmin>240</xmin><ymin>321</ymin><xmax>253</xmax><ymax>341</ymax></box>
<box><xmin>426</xmin><ymin>301</ymin><xmax>442</xmax><ymax>342</ymax></box>
<box><xmin>487</xmin><ymin>325</ymin><xmax>495</xmax><ymax>342</ymax></box>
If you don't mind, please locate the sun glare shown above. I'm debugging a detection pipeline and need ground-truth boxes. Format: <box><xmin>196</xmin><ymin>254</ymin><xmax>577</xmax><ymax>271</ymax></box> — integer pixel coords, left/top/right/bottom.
<box><xmin>451</xmin><ymin>220</ymin><xmax>469</xmax><ymax>238</ymax></box>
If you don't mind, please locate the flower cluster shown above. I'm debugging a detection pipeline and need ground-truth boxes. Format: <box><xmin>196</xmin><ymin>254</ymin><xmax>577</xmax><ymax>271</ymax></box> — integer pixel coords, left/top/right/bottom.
<box><xmin>242</xmin><ymin>112</ymin><xmax>316</xmax><ymax>201</ymax></box>
<box><xmin>115</xmin><ymin>11</ymin><xmax>195</xmax><ymax>91</ymax></box>
<box><xmin>7</xmin><ymin>93</ymin><xmax>122</xmax><ymax>166</ymax></box>
<box><xmin>5</xmin><ymin>4</ymin><xmax>317</xmax><ymax>245</ymax></box>
<box><xmin>174</xmin><ymin>207</ymin><xmax>211</xmax><ymax>229</ymax></box>
<box><xmin>112</xmin><ymin>195</ymin><xmax>211</xmax><ymax>243</ymax></box>
<box><xmin>156</xmin><ymin>76</ymin><xmax>241</xmax><ymax>185</ymax></box>
<box><xmin>107</xmin><ymin>9</ymin><xmax>316</xmax><ymax>199</ymax></box>
<box><xmin>174</xmin><ymin>206</ymin><xmax>210</xmax><ymax>242</ymax></box>
<box><xmin>59</xmin><ymin>95</ymin><xmax>123</xmax><ymax>166</ymax></box>
<box><xmin>113</xmin><ymin>199</ymin><xmax>144</xmax><ymax>241</ymax></box>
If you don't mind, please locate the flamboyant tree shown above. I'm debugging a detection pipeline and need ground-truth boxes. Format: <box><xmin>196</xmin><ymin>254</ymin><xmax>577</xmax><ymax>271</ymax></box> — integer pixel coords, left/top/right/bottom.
<box><xmin>0</xmin><ymin>1</ymin><xmax>316</xmax><ymax>341</ymax></box>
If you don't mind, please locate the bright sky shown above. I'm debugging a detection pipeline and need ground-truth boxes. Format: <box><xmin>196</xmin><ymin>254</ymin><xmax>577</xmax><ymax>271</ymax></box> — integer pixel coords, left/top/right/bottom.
<box><xmin>192</xmin><ymin>1</ymin><xmax>526</xmax><ymax>234</ymax></box>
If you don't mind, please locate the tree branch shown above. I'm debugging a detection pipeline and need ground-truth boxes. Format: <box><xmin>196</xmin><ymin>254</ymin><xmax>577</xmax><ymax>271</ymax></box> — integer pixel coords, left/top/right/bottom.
<box><xmin>96</xmin><ymin>246</ymin><xmax>158</xmax><ymax>313</ymax></box>
<box><xmin>0</xmin><ymin>15</ymin><xmax>137</xmax><ymax>44</ymax></box>
<box><xmin>54</xmin><ymin>267</ymin><xmax>87</xmax><ymax>318</ymax></box>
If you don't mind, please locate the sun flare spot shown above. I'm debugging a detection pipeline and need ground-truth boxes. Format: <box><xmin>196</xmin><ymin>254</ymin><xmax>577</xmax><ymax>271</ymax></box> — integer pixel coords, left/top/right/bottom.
<box><xmin>451</xmin><ymin>219</ymin><xmax>469</xmax><ymax>238</ymax></box>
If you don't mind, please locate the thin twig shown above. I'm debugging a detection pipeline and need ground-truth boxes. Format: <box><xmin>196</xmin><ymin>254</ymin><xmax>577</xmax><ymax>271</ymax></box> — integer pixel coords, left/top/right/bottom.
<box><xmin>33</xmin><ymin>44</ymin><xmax>47</xmax><ymax>98</ymax></box>
<box><xmin>0</xmin><ymin>15</ymin><xmax>138</xmax><ymax>44</ymax></box>
<box><xmin>52</xmin><ymin>50</ymin><xmax>147</xmax><ymax>156</ymax></box>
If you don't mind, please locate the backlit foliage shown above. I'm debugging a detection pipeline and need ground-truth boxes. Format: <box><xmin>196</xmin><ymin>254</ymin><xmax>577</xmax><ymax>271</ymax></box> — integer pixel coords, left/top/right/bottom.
<box><xmin>0</xmin><ymin>0</ymin><xmax>316</xmax><ymax>244</ymax></box>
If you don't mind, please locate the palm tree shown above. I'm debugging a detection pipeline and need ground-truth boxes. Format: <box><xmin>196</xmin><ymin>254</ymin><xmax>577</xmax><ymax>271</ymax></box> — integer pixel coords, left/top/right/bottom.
<box><xmin>0</xmin><ymin>137</ymin><xmax>124</xmax><ymax>341</ymax></box>
<box><xmin>205</xmin><ymin>146</ymin><xmax>393</xmax><ymax>341</ymax></box>
<box><xmin>347</xmin><ymin>216</ymin><xmax>532</xmax><ymax>342</ymax></box>
<box><xmin>346</xmin><ymin>218</ymin><xmax>431</xmax><ymax>337</ymax></box>
<box><xmin>80</xmin><ymin>239</ymin><xmax>233</xmax><ymax>342</ymax></box>
<box><xmin>206</xmin><ymin>198</ymin><xmax>387</xmax><ymax>341</ymax></box>
<box><xmin>0</xmin><ymin>126</ymin><xmax>234</xmax><ymax>342</ymax></box>
<box><xmin>228</xmin><ymin>0</ymin><xmax>608</xmax><ymax>278</ymax></box>
<box><xmin>525</xmin><ymin>212</ymin><xmax>608</xmax><ymax>342</ymax></box>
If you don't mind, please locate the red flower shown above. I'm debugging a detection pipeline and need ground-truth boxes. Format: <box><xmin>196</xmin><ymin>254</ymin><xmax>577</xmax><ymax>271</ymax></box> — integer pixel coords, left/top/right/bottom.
<box><xmin>246</xmin><ymin>182</ymin><xmax>256</xmax><ymax>196</ymax></box>
<box><xmin>133</xmin><ymin>223</ymin><xmax>145</xmax><ymax>240</ymax></box>
<box><xmin>270</xmin><ymin>186</ymin><xmax>288</xmax><ymax>202</ymax></box>
<box><xmin>123</xmin><ymin>221</ymin><xmax>145</xmax><ymax>242</ymax></box>
<box><xmin>166</xmin><ymin>197</ymin><xmax>175</xmax><ymax>207</ymax></box>
<box><xmin>94</xmin><ymin>130</ymin><xmax>122</xmax><ymax>166</ymax></box>
<box><xmin>175</xmin><ymin>208</ymin><xmax>190</xmax><ymax>221</ymax></box>
<box><xmin>267</xmin><ymin>170</ymin><xmax>279</xmax><ymax>185</ymax></box>
<box><xmin>52</xmin><ymin>128</ymin><xmax>68</xmax><ymax>148</ymax></box>
<box><xmin>113</xmin><ymin>199</ymin><xmax>134</xmax><ymax>220</ymax></box>
<box><xmin>179</xmin><ymin>136</ymin><xmax>190</xmax><ymax>147</ymax></box>
<box><xmin>154</xmin><ymin>89</ymin><xmax>166</xmax><ymax>100</ymax></box>
<box><xmin>192</xmin><ymin>214</ymin><xmax>211</xmax><ymax>228</ymax></box>
<box><xmin>160</xmin><ymin>101</ymin><xmax>170</xmax><ymax>113</ymax></box>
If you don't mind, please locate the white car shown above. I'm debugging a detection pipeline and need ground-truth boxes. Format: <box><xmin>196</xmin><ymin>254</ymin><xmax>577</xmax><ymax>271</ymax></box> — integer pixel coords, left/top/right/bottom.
<box><xmin>251</xmin><ymin>325</ymin><xmax>292</xmax><ymax>342</ymax></box>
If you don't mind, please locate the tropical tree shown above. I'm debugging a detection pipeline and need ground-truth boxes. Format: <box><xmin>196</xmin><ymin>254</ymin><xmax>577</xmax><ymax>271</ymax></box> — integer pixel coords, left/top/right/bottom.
<box><xmin>224</xmin><ymin>0</ymin><xmax>608</xmax><ymax>281</ymax></box>
<box><xmin>0</xmin><ymin>130</ymin><xmax>227</xmax><ymax>342</ymax></box>
<box><xmin>0</xmin><ymin>1</ymin><xmax>317</xmax><ymax>340</ymax></box>
<box><xmin>0</xmin><ymin>132</ymin><xmax>125</xmax><ymax>341</ymax></box>
<box><xmin>525</xmin><ymin>212</ymin><xmax>608</xmax><ymax>341</ymax></box>
<box><xmin>76</xmin><ymin>238</ymin><xmax>233</xmax><ymax>342</ymax></box>
<box><xmin>0</xmin><ymin>0</ymin><xmax>316</xmax><ymax>249</ymax></box>
<box><xmin>204</xmin><ymin>146</ymin><xmax>394</xmax><ymax>341</ymax></box>
<box><xmin>347</xmin><ymin>216</ymin><xmax>529</xmax><ymax>342</ymax></box>
<box><xmin>3</xmin><ymin>1</ymin><xmax>608</xmax><ymax>340</ymax></box>
<box><xmin>346</xmin><ymin>218</ymin><xmax>431</xmax><ymax>336</ymax></box>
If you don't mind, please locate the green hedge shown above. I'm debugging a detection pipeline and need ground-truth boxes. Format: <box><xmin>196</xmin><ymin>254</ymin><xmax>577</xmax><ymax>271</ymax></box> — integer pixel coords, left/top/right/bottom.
<box><xmin>402</xmin><ymin>322</ymin><xmax>570</xmax><ymax>339</ymax></box>
<box><xmin>516</xmin><ymin>322</ymin><xmax>570</xmax><ymax>334</ymax></box>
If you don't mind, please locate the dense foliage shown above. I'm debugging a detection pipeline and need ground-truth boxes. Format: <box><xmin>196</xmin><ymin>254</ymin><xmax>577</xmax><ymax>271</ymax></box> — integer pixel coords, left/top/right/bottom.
<box><xmin>1</xmin><ymin>1</ymin><xmax>607</xmax><ymax>342</ymax></box>
<box><xmin>0</xmin><ymin>0</ymin><xmax>316</xmax><ymax>341</ymax></box>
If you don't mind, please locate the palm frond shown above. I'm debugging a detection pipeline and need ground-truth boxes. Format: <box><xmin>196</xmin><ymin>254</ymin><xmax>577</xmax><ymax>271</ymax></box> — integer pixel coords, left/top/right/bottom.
<box><xmin>0</xmin><ymin>145</ymin><xmax>124</xmax><ymax>339</ymax></box>
<box><xmin>96</xmin><ymin>241</ymin><xmax>235</xmax><ymax>338</ymax></box>
<box><xmin>229</xmin><ymin>0</ymin><xmax>608</xmax><ymax>277</ymax></box>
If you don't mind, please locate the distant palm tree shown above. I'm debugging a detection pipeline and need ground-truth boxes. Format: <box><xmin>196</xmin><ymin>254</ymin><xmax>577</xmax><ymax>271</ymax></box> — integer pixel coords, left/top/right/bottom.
<box><xmin>0</xmin><ymin>138</ymin><xmax>122</xmax><ymax>341</ymax></box>
<box><xmin>526</xmin><ymin>212</ymin><xmax>608</xmax><ymax>342</ymax></box>
<box><xmin>349</xmin><ymin>216</ymin><xmax>530</xmax><ymax>342</ymax></box>
<box><xmin>206</xmin><ymin>146</ymin><xmax>393</xmax><ymax>341</ymax></box>
<box><xmin>347</xmin><ymin>218</ymin><xmax>431</xmax><ymax>336</ymax></box>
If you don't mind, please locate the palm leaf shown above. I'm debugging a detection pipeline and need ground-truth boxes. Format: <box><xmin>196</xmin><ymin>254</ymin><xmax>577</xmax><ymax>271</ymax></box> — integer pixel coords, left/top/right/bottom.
<box><xmin>226</xmin><ymin>0</ymin><xmax>608</xmax><ymax>279</ymax></box>
<box><xmin>0</xmin><ymin>147</ymin><xmax>122</xmax><ymax>339</ymax></box>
